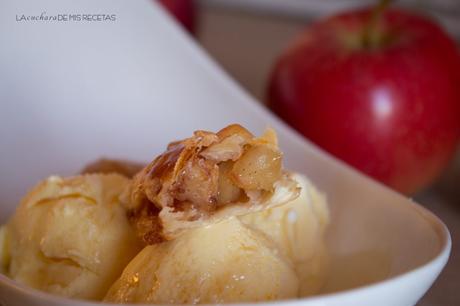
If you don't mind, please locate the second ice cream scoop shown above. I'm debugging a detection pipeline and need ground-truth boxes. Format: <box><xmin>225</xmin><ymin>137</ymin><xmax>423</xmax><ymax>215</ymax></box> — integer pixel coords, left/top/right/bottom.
<box><xmin>104</xmin><ymin>217</ymin><xmax>299</xmax><ymax>304</ymax></box>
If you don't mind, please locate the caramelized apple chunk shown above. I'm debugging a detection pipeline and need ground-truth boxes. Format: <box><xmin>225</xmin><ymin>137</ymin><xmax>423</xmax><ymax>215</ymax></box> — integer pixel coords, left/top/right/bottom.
<box><xmin>230</xmin><ymin>145</ymin><xmax>282</xmax><ymax>191</ymax></box>
<box><xmin>217</xmin><ymin>161</ymin><xmax>243</xmax><ymax>205</ymax></box>
<box><xmin>122</xmin><ymin>124</ymin><xmax>299</xmax><ymax>244</ymax></box>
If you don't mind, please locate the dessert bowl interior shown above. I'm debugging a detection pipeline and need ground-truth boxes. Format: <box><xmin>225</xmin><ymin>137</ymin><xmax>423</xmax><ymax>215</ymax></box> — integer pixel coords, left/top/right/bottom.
<box><xmin>0</xmin><ymin>1</ymin><xmax>450</xmax><ymax>306</ymax></box>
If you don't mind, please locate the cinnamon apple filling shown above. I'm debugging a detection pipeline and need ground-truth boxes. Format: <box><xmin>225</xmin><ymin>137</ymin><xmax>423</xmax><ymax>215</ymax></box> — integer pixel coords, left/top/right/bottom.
<box><xmin>122</xmin><ymin>124</ymin><xmax>299</xmax><ymax>244</ymax></box>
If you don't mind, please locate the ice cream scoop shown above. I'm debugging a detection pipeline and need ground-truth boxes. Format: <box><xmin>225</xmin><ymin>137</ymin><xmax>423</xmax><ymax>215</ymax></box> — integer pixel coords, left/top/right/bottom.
<box><xmin>104</xmin><ymin>217</ymin><xmax>299</xmax><ymax>304</ymax></box>
<box><xmin>3</xmin><ymin>174</ymin><xmax>143</xmax><ymax>300</ymax></box>
<box><xmin>239</xmin><ymin>173</ymin><xmax>329</xmax><ymax>296</ymax></box>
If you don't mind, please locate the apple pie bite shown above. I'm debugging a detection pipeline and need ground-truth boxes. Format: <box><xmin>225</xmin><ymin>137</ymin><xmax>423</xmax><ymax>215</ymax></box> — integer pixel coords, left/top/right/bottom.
<box><xmin>122</xmin><ymin>124</ymin><xmax>300</xmax><ymax>244</ymax></box>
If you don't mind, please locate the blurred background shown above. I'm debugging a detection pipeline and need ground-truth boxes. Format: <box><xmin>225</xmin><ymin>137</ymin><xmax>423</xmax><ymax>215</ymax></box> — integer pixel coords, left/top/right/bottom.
<box><xmin>161</xmin><ymin>0</ymin><xmax>459</xmax><ymax>305</ymax></box>
<box><xmin>199</xmin><ymin>0</ymin><xmax>460</xmax><ymax>99</ymax></box>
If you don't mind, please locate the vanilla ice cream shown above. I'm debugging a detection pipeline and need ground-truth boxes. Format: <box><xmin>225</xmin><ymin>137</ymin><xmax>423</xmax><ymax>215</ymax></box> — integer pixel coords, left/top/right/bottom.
<box><xmin>1</xmin><ymin>124</ymin><xmax>330</xmax><ymax>304</ymax></box>
<box><xmin>240</xmin><ymin>173</ymin><xmax>329</xmax><ymax>296</ymax></box>
<box><xmin>104</xmin><ymin>217</ymin><xmax>299</xmax><ymax>304</ymax></box>
<box><xmin>4</xmin><ymin>174</ymin><xmax>143</xmax><ymax>300</ymax></box>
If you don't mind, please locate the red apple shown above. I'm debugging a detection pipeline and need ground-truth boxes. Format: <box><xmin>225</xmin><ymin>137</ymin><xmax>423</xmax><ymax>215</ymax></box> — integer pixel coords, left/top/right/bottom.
<box><xmin>268</xmin><ymin>8</ymin><xmax>460</xmax><ymax>194</ymax></box>
<box><xmin>158</xmin><ymin>0</ymin><xmax>196</xmax><ymax>34</ymax></box>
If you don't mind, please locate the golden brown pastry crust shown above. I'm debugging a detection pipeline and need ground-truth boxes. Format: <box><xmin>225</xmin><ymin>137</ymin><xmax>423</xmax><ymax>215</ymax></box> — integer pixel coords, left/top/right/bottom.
<box><xmin>122</xmin><ymin>124</ymin><xmax>300</xmax><ymax>244</ymax></box>
<box><xmin>81</xmin><ymin>158</ymin><xmax>144</xmax><ymax>178</ymax></box>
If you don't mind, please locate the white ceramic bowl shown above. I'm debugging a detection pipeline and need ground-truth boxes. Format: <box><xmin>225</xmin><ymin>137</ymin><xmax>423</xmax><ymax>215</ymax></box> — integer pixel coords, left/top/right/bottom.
<box><xmin>0</xmin><ymin>1</ymin><xmax>450</xmax><ymax>306</ymax></box>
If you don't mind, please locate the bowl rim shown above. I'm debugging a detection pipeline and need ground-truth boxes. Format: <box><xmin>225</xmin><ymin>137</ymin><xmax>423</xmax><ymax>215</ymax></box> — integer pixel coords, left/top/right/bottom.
<box><xmin>0</xmin><ymin>199</ymin><xmax>451</xmax><ymax>306</ymax></box>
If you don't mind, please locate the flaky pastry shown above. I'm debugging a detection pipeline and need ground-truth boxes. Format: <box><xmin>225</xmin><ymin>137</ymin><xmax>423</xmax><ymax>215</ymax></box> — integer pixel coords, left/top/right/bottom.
<box><xmin>121</xmin><ymin>124</ymin><xmax>300</xmax><ymax>244</ymax></box>
<box><xmin>81</xmin><ymin>158</ymin><xmax>144</xmax><ymax>178</ymax></box>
